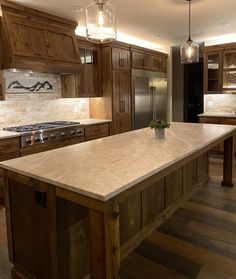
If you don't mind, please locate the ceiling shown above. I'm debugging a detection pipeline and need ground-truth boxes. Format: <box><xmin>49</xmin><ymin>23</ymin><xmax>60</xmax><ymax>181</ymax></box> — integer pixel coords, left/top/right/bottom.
<box><xmin>12</xmin><ymin>0</ymin><xmax>236</xmax><ymax>51</ymax></box>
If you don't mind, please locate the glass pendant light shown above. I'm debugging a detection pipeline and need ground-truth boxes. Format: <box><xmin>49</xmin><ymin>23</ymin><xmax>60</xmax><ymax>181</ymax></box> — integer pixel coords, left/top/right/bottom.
<box><xmin>85</xmin><ymin>0</ymin><xmax>117</xmax><ymax>43</ymax></box>
<box><xmin>180</xmin><ymin>0</ymin><xmax>199</xmax><ymax>64</ymax></box>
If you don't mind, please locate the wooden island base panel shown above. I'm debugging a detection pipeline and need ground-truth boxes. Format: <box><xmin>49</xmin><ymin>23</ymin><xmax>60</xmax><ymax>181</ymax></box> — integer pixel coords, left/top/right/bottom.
<box><xmin>1</xmin><ymin>123</ymin><xmax>235</xmax><ymax>279</ymax></box>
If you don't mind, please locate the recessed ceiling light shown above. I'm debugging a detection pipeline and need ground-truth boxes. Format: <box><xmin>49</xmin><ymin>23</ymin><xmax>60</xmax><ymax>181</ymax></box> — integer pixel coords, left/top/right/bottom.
<box><xmin>219</xmin><ymin>22</ymin><xmax>230</xmax><ymax>28</ymax></box>
<box><xmin>71</xmin><ymin>6</ymin><xmax>83</xmax><ymax>13</ymax></box>
<box><xmin>155</xmin><ymin>35</ymin><xmax>161</xmax><ymax>39</ymax></box>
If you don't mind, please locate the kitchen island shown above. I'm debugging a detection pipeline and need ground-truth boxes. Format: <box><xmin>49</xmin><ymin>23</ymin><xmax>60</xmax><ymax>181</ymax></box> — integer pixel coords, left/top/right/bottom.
<box><xmin>1</xmin><ymin>122</ymin><xmax>235</xmax><ymax>279</ymax></box>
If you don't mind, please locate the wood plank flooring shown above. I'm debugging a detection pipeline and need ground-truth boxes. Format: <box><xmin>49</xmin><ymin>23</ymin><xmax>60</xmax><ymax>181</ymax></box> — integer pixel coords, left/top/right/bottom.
<box><xmin>0</xmin><ymin>155</ymin><xmax>235</xmax><ymax>279</ymax></box>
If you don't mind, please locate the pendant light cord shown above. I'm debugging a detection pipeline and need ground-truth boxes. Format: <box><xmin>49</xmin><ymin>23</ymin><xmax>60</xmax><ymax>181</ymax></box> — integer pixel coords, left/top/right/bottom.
<box><xmin>188</xmin><ymin>0</ymin><xmax>192</xmax><ymax>42</ymax></box>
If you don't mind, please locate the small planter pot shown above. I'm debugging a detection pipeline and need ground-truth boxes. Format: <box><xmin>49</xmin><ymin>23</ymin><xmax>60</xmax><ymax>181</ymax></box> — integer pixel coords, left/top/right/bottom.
<box><xmin>155</xmin><ymin>129</ymin><xmax>165</xmax><ymax>140</ymax></box>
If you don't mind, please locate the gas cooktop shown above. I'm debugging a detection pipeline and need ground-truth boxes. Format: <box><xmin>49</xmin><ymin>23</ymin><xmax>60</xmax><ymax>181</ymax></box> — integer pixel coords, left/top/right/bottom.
<box><xmin>4</xmin><ymin>121</ymin><xmax>81</xmax><ymax>133</ymax></box>
<box><xmin>3</xmin><ymin>121</ymin><xmax>84</xmax><ymax>147</ymax></box>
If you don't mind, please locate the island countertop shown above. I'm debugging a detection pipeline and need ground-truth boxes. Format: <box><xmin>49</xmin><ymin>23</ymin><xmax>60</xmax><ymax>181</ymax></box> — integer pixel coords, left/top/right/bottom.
<box><xmin>0</xmin><ymin>122</ymin><xmax>235</xmax><ymax>201</ymax></box>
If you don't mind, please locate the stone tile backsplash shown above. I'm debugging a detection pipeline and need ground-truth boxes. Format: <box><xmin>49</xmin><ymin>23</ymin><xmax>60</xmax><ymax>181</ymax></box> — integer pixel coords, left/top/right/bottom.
<box><xmin>204</xmin><ymin>94</ymin><xmax>236</xmax><ymax>113</ymax></box>
<box><xmin>0</xmin><ymin>70</ymin><xmax>89</xmax><ymax>129</ymax></box>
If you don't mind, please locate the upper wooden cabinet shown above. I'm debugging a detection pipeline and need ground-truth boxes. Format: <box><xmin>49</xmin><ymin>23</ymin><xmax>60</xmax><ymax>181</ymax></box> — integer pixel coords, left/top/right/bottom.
<box><xmin>204</xmin><ymin>50</ymin><xmax>222</xmax><ymax>94</ymax></box>
<box><xmin>61</xmin><ymin>40</ymin><xmax>102</xmax><ymax>98</ymax></box>
<box><xmin>132</xmin><ymin>51</ymin><xmax>151</xmax><ymax>70</ymax></box>
<box><xmin>151</xmin><ymin>55</ymin><xmax>167</xmax><ymax>72</ymax></box>
<box><xmin>1</xmin><ymin>0</ymin><xmax>81</xmax><ymax>73</ymax></box>
<box><xmin>131</xmin><ymin>47</ymin><xmax>167</xmax><ymax>72</ymax></box>
<box><xmin>204</xmin><ymin>43</ymin><xmax>236</xmax><ymax>94</ymax></box>
<box><xmin>112</xmin><ymin>47</ymin><xmax>130</xmax><ymax>70</ymax></box>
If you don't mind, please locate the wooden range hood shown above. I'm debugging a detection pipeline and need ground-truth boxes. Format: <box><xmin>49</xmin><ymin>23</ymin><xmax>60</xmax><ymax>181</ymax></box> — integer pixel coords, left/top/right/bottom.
<box><xmin>0</xmin><ymin>0</ymin><xmax>81</xmax><ymax>73</ymax></box>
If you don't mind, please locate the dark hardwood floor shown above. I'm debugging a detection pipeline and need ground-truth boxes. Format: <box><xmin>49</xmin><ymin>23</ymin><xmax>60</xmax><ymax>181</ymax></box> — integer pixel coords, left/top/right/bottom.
<box><xmin>0</xmin><ymin>155</ymin><xmax>235</xmax><ymax>279</ymax></box>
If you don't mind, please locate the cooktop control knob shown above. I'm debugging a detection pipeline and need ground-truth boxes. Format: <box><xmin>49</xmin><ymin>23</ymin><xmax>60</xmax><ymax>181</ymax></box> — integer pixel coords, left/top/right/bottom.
<box><xmin>61</xmin><ymin>132</ymin><xmax>66</xmax><ymax>137</ymax></box>
<box><xmin>43</xmin><ymin>136</ymin><xmax>48</xmax><ymax>141</ymax></box>
<box><xmin>70</xmin><ymin>130</ymin><xmax>76</xmax><ymax>135</ymax></box>
<box><xmin>26</xmin><ymin>139</ymin><xmax>31</xmax><ymax>144</ymax></box>
<box><xmin>50</xmin><ymin>134</ymin><xmax>56</xmax><ymax>139</ymax></box>
<box><xmin>34</xmin><ymin>137</ymin><xmax>41</xmax><ymax>143</ymax></box>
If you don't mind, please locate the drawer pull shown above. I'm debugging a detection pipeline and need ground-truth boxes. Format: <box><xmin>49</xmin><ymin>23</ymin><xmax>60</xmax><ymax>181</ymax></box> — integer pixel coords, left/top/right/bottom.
<box><xmin>0</xmin><ymin>148</ymin><xmax>5</xmax><ymax>150</ymax></box>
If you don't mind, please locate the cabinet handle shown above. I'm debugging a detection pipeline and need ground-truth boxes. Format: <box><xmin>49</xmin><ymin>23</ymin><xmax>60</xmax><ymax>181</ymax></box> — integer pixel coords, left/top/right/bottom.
<box><xmin>0</xmin><ymin>147</ymin><xmax>5</xmax><ymax>150</ymax></box>
<box><xmin>34</xmin><ymin>53</ymin><xmax>42</xmax><ymax>57</ymax></box>
<box><xmin>45</xmin><ymin>38</ymin><xmax>50</xmax><ymax>47</ymax></box>
<box><xmin>120</xmin><ymin>100</ymin><xmax>123</xmax><ymax>112</ymax></box>
<box><xmin>120</xmin><ymin>100</ymin><xmax>125</xmax><ymax>113</ymax></box>
<box><xmin>122</xmin><ymin>59</ymin><xmax>125</xmax><ymax>67</ymax></box>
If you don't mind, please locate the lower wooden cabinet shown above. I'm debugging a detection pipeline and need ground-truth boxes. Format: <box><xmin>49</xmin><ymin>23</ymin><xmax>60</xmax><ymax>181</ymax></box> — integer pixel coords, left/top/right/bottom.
<box><xmin>85</xmin><ymin>123</ymin><xmax>111</xmax><ymax>141</ymax></box>
<box><xmin>0</xmin><ymin>137</ymin><xmax>20</xmax><ymax>200</ymax></box>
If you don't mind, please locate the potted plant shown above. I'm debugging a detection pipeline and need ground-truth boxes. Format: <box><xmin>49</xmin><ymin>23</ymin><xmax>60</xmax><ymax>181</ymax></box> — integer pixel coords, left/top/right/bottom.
<box><xmin>149</xmin><ymin>119</ymin><xmax>170</xmax><ymax>140</ymax></box>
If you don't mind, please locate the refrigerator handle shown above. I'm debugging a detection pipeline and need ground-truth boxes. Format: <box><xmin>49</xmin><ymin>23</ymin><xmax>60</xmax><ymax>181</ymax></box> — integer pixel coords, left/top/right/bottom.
<box><xmin>150</xmin><ymin>87</ymin><xmax>154</xmax><ymax>120</ymax></box>
<box><xmin>153</xmin><ymin>86</ymin><xmax>157</xmax><ymax>120</ymax></box>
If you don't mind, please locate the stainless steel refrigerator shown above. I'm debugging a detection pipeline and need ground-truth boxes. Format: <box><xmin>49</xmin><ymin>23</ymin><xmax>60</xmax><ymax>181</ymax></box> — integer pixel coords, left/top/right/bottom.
<box><xmin>132</xmin><ymin>69</ymin><xmax>168</xmax><ymax>130</ymax></box>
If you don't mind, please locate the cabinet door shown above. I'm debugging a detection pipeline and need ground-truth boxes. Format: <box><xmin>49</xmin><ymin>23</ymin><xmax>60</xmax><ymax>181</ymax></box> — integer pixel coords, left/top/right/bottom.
<box><xmin>9</xmin><ymin>179</ymin><xmax>57</xmax><ymax>279</ymax></box>
<box><xmin>46</xmin><ymin>30</ymin><xmax>79</xmax><ymax>62</ymax></box>
<box><xmin>112</xmin><ymin>48</ymin><xmax>130</xmax><ymax>70</ymax></box>
<box><xmin>204</xmin><ymin>51</ymin><xmax>222</xmax><ymax>93</ymax></box>
<box><xmin>132</xmin><ymin>51</ymin><xmax>144</xmax><ymax>69</ymax></box>
<box><xmin>6</xmin><ymin>15</ymin><xmax>48</xmax><ymax>58</ymax></box>
<box><xmin>151</xmin><ymin>55</ymin><xmax>167</xmax><ymax>72</ymax></box>
<box><xmin>143</xmin><ymin>53</ymin><xmax>151</xmax><ymax>70</ymax></box>
<box><xmin>121</xmin><ymin>112</ymin><xmax>132</xmax><ymax>133</ymax></box>
<box><xmin>112</xmin><ymin>70</ymin><xmax>131</xmax><ymax>134</ymax></box>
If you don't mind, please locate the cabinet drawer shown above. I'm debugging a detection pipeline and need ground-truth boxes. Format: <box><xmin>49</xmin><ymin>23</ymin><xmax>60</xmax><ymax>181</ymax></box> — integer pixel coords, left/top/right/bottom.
<box><xmin>0</xmin><ymin>137</ymin><xmax>20</xmax><ymax>155</ymax></box>
<box><xmin>220</xmin><ymin>118</ymin><xmax>236</xmax><ymax>125</ymax></box>
<box><xmin>85</xmin><ymin>123</ymin><xmax>110</xmax><ymax>141</ymax></box>
<box><xmin>199</xmin><ymin>117</ymin><xmax>220</xmax><ymax>124</ymax></box>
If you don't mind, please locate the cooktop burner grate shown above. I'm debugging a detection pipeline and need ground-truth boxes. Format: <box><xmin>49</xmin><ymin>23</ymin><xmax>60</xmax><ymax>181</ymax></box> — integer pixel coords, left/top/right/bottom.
<box><xmin>3</xmin><ymin>121</ymin><xmax>81</xmax><ymax>132</ymax></box>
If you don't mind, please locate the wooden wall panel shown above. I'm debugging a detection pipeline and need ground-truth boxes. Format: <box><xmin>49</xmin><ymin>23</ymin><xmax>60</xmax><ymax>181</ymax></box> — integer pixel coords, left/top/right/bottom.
<box><xmin>119</xmin><ymin>193</ymin><xmax>142</xmax><ymax>245</ymax></box>
<box><xmin>197</xmin><ymin>152</ymin><xmax>209</xmax><ymax>183</ymax></box>
<box><xmin>184</xmin><ymin>159</ymin><xmax>197</xmax><ymax>194</ymax></box>
<box><xmin>142</xmin><ymin>178</ymin><xmax>165</xmax><ymax>226</ymax></box>
<box><xmin>166</xmin><ymin>167</ymin><xmax>183</xmax><ymax>207</ymax></box>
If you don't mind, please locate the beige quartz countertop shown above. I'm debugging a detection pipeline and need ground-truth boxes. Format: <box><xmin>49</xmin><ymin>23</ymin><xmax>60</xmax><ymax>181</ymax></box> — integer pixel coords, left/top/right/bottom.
<box><xmin>0</xmin><ymin>122</ymin><xmax>235</xmax><ymax>201</ymax></box>
<box><xmin>0</xmin><ymin>130</ymin><xmax>21</xmax><ymax>140</ymax></box>
<box><xmin>79</xmin><ymin>119</ymin><xmax>111</xmax><ymax>126</ymax></box>
<box><xmin>198</xmin><ymin>112</ymin><xmax>236</xmax><ymax>118</ymax></box>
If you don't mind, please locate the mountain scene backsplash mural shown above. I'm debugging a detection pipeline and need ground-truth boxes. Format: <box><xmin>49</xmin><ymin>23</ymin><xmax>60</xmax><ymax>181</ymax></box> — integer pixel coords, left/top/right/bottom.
<box><xmin>4</xmin><ymin>70</ymin><xmax>59</xmax><ymax>93</ymax></box>
<box><xmin>7</xmin><ymin>80</ymin><xmax>53</xmax><ymax>92</ymax></box>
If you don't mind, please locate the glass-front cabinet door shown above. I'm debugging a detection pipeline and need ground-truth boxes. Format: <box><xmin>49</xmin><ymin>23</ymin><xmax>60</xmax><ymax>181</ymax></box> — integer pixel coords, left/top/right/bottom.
<box><xmin>222</xmin><ymin>50</ymin><xmax>236</xmax><ymax>93</ymax></box>
<box><xmin>204</xmin><ymin>51</ymin><xmax>222</xmax><ymax>93</ymax></box>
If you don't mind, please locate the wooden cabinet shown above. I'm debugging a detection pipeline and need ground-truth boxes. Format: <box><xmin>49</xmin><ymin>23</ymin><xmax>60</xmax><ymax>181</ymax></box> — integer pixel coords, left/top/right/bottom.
<box><xmin>61</xmin><ymin>41</ymin><xmax>102</xmax><ymax>98</ymax></box>
<box><xmin>112</xmin><ymin>70</ymin><xmax>132</xmax><ymax>134</ymax></box>
<box><xmin>0</xmin><ymin>137</ymin><xmax>20</xmax><ymax>201</ymax></box>
<box><xmin>204</xmin><ymin>50</ymin><xmax>222</xmax><ymax>94</ymax></box>
<box><xmin>85</xmin><ymin>123</ymin><xmax>111</xmax><ymax>141</ymax></box>
<box><xmin>112</xmin><ymin>47</ymin><xmax>130</xmax><ymax>70</ymax></box>
<box><xmin>132</xmin><ymin>51</ymin><xmax>151</xmax><ymax>70</ymax></box>
<box><xmin>9</xmin><ymin>179</ymin><xmax>57</xmax><ymax>279</ymax></box>
<box><xmin>132</xmin><ymin>48</ymin><xmax>167</xmax><ymax>72</ymax></box>
<box><xmin>1</xmin><ymin>1</ymin><xmax>80</xmax><ymax>72</ymax></box>
<box><xmin>204</xmin><ymin>43</ymin><xmax>236</xmax><ymax>94</ymax></box>
<box><xmin>151</xmin><ymin>55</ymin><xmax>167</xmax><ymax>72</ymax></box>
